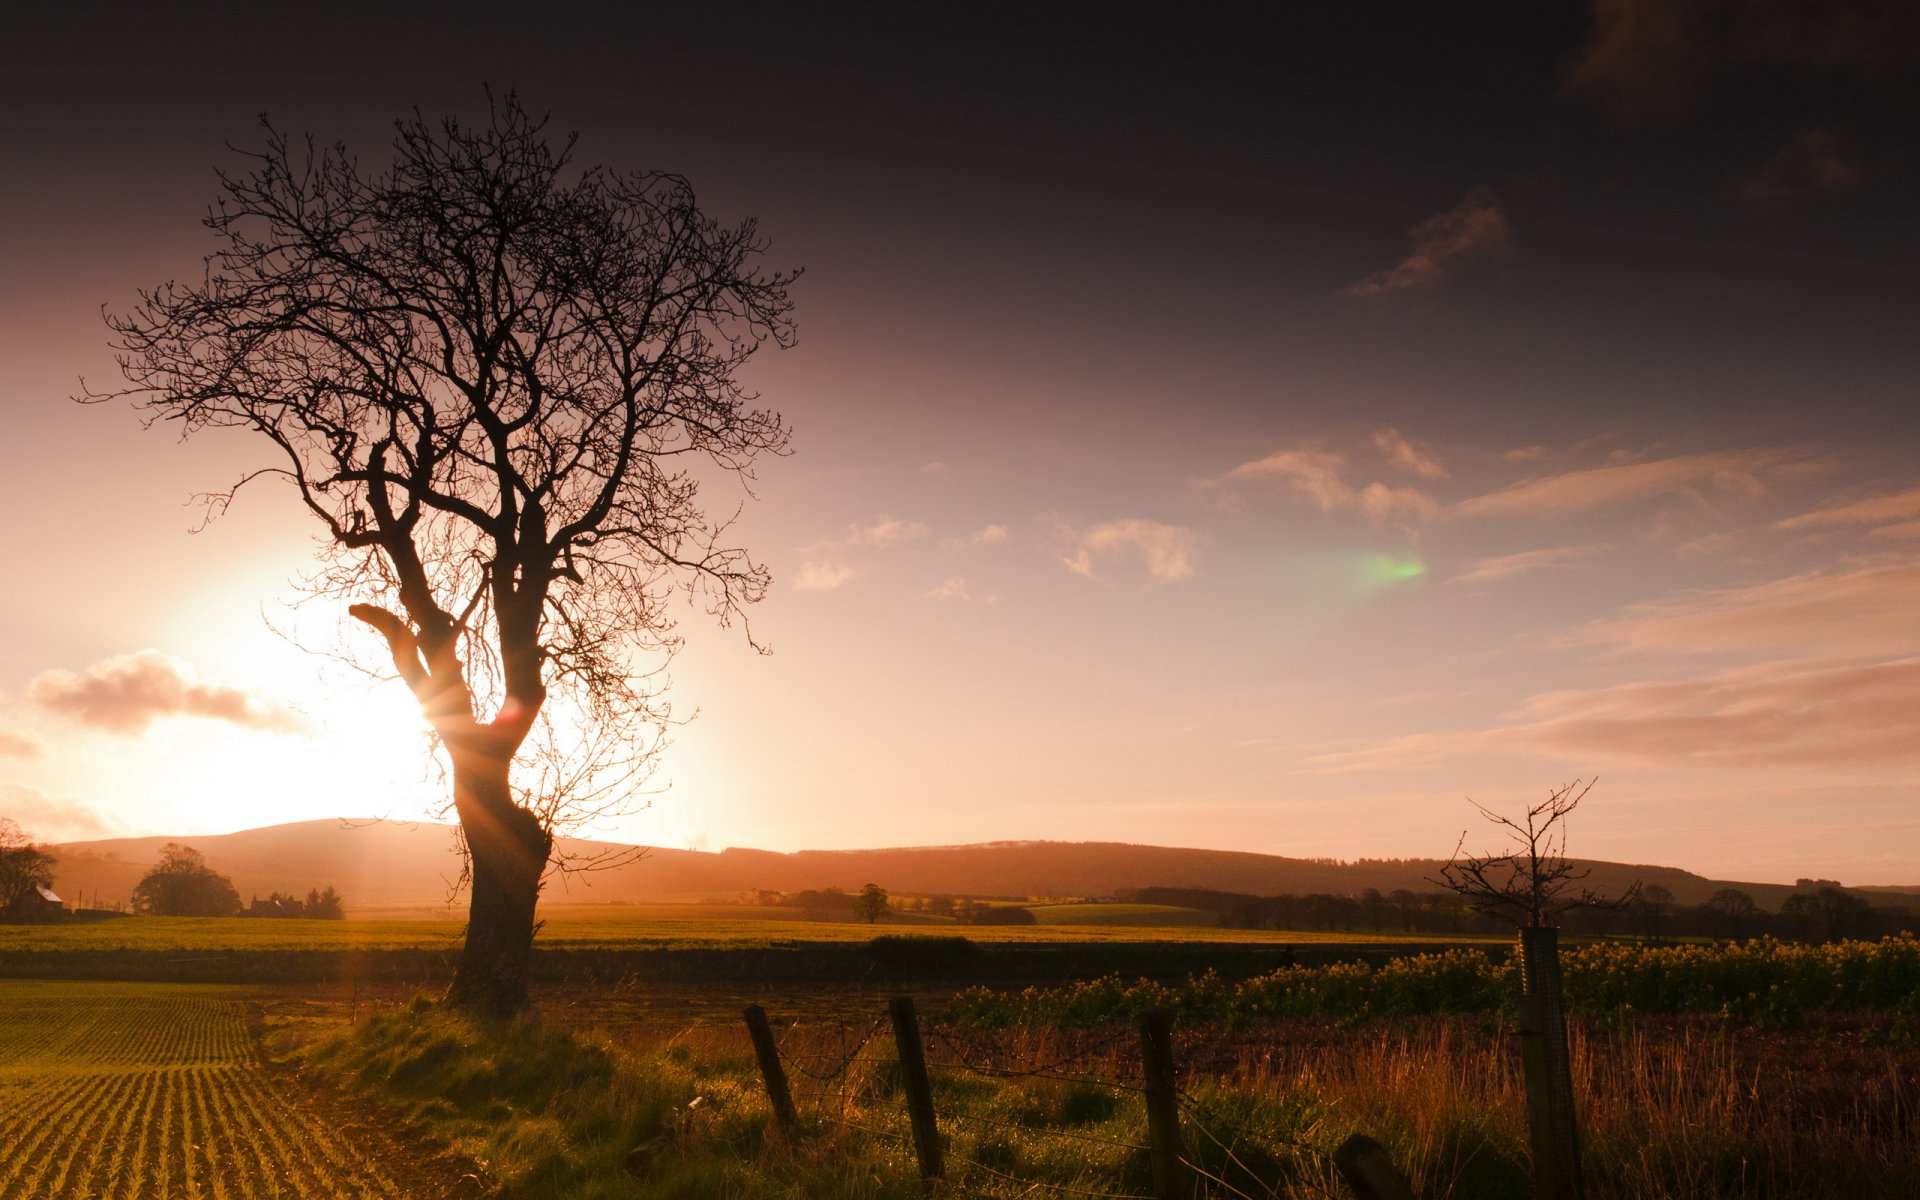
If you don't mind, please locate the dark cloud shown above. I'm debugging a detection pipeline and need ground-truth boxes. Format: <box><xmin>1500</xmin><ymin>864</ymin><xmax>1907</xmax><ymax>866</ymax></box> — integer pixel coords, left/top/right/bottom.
<box><xmin>27</xmin><ymin>650</ymin><xmax>311</xmax><ymax>736</ymax></box>
<box><xmin>1346</xmin><ymin>189</ymin><xmax>1512</xmax><ymax>299</ymax></box>
<box><xmin>1568</xmin><ymin>0</ymin><xmax>1920</xmax><ymax>118</ymax></box>
<box><xmin>1738</xmin><ymin>128</ymin><xmax>1863</xmax><ymax>207</ymax></box>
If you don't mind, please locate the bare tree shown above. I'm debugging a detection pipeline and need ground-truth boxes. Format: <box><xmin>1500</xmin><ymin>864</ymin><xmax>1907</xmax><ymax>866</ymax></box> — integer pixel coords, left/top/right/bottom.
<box><xmin>1433</xmin><ymin>779</ymin><xmax>1637</xmax><ymax>928</ymax></box>
<box><xmin>93</xmin><ymin>94</ymin><xmax>797</xmax><ymax>1015</ymax></box>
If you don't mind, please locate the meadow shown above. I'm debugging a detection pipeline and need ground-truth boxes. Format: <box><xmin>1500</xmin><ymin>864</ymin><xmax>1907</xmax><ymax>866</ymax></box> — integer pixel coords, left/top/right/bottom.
<box><xmin>279</xmin><ymin>941</ymin><xmax>1920</xmax><ymax>1200</ymax></box>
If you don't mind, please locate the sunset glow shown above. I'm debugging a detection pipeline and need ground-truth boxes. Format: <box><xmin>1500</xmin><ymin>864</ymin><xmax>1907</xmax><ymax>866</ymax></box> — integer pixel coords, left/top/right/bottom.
<box><xmin>3</xmin><ymin>3</ymin><xmax>1917</xmax><ymax>887</ymax></box>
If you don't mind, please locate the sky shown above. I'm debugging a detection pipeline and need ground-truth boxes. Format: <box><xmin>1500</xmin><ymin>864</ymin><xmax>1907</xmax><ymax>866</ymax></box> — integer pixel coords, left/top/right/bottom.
<box><xmin>2</xmin><ymin>1</ymin><xmax>1918</xmax><ymax>883</ymax></box>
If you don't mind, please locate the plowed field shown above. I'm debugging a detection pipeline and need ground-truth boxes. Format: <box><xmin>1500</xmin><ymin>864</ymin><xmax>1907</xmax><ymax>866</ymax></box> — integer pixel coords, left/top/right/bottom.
<box><xmin>0</xmin><ymin>980</ymin><xmax>440</xmax><ymax>1199</ymax></box>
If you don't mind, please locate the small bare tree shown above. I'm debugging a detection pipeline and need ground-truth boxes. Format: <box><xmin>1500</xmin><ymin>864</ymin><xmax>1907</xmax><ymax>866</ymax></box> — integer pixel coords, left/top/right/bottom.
<box><xmin>1433</xmin><ymin>778</ymin><xmax>1637</xmax><ymax>928</ymax></box>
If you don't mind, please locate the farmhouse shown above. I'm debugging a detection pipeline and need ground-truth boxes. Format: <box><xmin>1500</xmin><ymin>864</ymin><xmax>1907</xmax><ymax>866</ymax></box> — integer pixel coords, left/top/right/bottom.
<box><xmin>5</xmin><ymin>887</ymin><xmax>63</xmax><ymax>922</ymax></box>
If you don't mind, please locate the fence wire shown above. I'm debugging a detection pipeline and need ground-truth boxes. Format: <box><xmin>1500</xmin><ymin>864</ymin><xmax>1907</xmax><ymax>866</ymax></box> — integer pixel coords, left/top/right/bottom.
<box><xmin>716</xmin><ymin>1005</ymin><xmax>1368</xmax><ymax>1200</ymax></box>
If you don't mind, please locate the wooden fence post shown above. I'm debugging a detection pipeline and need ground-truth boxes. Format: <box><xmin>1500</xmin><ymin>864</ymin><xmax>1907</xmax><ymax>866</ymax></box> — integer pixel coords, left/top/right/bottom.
<box><xmin>1332</xmin><ymin>1133</ymin><xmax>1417</xmax><ymax>1200</ymax></box>
<box><xmin>1516</xmin><ymin>926</ymin><xmax>1583</xmax><ymax>1200</ymax></box>
<box><xmin>1137</xmin><ymin>1007</ymin><xmax>1189</xmax><ymax>1200</ymax></box>
<box><xmin>742</xmin><ymin>1004</ymin><xmax>797</xmax><ymax>1136</ymax></box>
<box><xmin>889</xmin><ymin>995</ymin><xmax>944</xmax><ymax>1182</ymax></box>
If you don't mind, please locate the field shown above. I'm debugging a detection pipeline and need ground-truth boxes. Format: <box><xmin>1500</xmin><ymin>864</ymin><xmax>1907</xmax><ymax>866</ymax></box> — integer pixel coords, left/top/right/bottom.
<box><xmin>5</xmin><ymin>933</ymin><xmax>1918</xmax><ymax>1198</ymax></box>
<box><xmin>0</xmin><ymin>904</ymin><xmax>1491</xmax><ymax>953</ymax></box>
<box><xmin>0</xmin><ymin>980</ymin><xmax>454</xmax><ymax>1199</ymax></box>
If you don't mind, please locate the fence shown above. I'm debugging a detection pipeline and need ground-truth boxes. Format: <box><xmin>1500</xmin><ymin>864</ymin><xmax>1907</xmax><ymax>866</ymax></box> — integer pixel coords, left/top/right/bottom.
<box><xmin>653</xmin><ymin>997</ymin><xmax>1422</xmax><ymax>1200</ymax></box>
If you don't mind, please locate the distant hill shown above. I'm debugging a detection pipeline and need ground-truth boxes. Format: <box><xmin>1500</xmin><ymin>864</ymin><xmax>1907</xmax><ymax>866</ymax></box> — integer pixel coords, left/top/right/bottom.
<box><xmin>40</xmin><ymin>819</ymin><xmax>1915</xmax><ymax>915</ymax></box>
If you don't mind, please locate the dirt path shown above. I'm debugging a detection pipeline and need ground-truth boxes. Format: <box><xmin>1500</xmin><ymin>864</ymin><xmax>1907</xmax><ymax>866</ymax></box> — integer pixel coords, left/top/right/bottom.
<box><xmin>0</xmin><ymin>980</ymin><xmax>465</xmax><ymax>1199</ymax></box>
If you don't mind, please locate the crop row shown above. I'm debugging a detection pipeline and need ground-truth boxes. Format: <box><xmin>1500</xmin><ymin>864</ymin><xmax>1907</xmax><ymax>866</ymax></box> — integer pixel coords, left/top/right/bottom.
<box><xmin>0</xmin><ymin>984</ymin><xmax>410</xmax><ymax>1199</ymax></box>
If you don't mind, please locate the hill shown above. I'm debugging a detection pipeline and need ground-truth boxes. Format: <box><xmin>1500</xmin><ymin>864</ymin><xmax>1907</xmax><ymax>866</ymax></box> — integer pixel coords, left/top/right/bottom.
<box><xmin>40</xmin><ymin>819</ymin><xmax>1914</xmax><ymax>915</ymax></box>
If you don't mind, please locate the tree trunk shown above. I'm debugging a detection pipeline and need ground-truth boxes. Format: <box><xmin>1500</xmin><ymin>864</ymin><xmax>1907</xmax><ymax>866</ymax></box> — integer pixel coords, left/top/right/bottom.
<box><xmin>446</xmin><ymin>746</ymin><xmax>551</xmax><ymax>1018</ymax></box>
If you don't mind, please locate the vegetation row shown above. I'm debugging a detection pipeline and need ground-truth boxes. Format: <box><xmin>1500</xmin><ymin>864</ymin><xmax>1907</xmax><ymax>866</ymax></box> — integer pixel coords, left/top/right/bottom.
<box><xmin>945</xmin><ymin>934</ymin><xmax>1920</xmax><ymax>1026</ymax></box>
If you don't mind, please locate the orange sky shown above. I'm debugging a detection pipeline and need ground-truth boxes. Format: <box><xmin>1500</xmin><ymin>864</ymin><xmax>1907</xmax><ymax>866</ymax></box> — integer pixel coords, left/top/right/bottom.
<box><xmin>2</xmin><ymin>3</ymin><xmax>1917</xmax><ymax>882</ymax></box>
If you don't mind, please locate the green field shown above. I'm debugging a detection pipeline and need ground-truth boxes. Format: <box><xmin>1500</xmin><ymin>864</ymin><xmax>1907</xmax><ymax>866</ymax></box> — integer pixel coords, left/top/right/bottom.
<box><xmin>0</xmin><ymin>980</ymin><xmax>440</xmax><ymax>1198</ymax></box>
<box><xmin>0</xmin><ymin>904</ymin><xmax>1492</xmax><ymax>954</ymax></box>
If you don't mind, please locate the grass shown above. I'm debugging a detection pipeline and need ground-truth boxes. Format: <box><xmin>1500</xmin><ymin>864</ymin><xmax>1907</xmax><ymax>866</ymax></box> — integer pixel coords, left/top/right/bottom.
<box><xmin>288</xmin><ymin>985</ymin><xmax>1920</xmax><ymax>1199</ymax></box>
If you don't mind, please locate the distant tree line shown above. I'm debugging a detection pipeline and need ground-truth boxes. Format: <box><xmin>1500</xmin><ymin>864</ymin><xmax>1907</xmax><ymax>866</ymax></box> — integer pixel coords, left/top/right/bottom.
<box><xmin>754</xmin><ymin>888</ymin><xmax>1037</xmax><ymax>925</ymax></box>
<box><xmin>1122</xmin><ymin>881</ymin><xmax>1918</xmax><ymax>943</ymax></box>
<box><xmin>130</xmin><ymin>844</ymin><xmax>346</xmax><ymax>918</ymax></box>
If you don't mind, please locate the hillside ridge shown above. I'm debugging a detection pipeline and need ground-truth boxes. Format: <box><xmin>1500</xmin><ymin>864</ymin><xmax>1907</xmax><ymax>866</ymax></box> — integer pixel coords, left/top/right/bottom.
<box><xmin>39</xmin><ymin>818</ymin><xmax>1918</xmax><ymax>913</ymax></box>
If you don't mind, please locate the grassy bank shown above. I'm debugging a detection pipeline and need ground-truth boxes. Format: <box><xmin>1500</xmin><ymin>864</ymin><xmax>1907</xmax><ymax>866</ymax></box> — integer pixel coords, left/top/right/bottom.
<box><xmin>284</xmin><ymin>940</ymin><xmax>1920</xmax><ymax>1190</ymax></box>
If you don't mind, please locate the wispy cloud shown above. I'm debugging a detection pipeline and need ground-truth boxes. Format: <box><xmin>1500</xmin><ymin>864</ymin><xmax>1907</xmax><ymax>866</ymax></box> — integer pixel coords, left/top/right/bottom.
<box><xmin>1215</xmin><ymin>447</ymin><xmax>1438</xmax><ymax>523</ymax></box>
<box><xmin>0</xmin><ymin>730</ymin><xmax>40</xmax><ymax>758</ymax></box>
<box><xmin>793</xmin><ymin>562</ymin><xmax>856</xmax><ymax>591</ymax></box>
<box><xmin>28</xmin><ymin>651</ymin><xmax>310</xmax><ymax>736</ymax></box>
<box><xmin>922</xmin><ymin>578</ymin><xmax>971</xmax><ymax>602</ymax></box>
<box><xmin>945</xmin><ymin>523</ymin><xmax>1009</xmax><ymax>549</ymax></box>
<box><xmin>1063</xmin><ymin>519</ymin><xmax>1202</xmax><ymax>583</ymax></box>
<box><xmin>1448</xmin><ymin>543</ymin><xmax>1611</xmax><ymax>586</ymax></box>
<box><xmin>1315</xmin><ymin>555</ymin><xmax>1920</xmax><ymax>774</ymax></box>
<box><xmin>1371</xmin><ymin>428</ymin><xmax>1448</xmax><ymax>479</ymax></box>
<box><xmin>0</xmin><ymin>782</ymin><xmax>121</xmax><ymax>841</ymax></box>
<box><xmin>1314</xmin><ymin>656</ymin><xmax>1920</xmax><ymax>773</ymax></box>
<box><xmin>808</xmin><ymin>514</ymin><xmax>931</xmax><ymax>552</ymax></box>
<box><xmin>1453</xmin><ymin>448</ymin><xmax>1807</xmax><ymax>520</ymax></box>
<box><xmin>1577</xmin><ymin>560</ymin><xmax>1920</xmax><ymax>658</ymax></box>
<box><xmin>1346</xmin><ymin>189</ymin><xmax>1512</xmax><ymax>298</ymax></box>
<box><xmin>1739</xmin><ymin>127</ymin><xmax>1862</xmax><ymax>208</ymax></box>
<box><xmin>1776</xmin><ymin>487</ymin><xmax>1920</xmax><ymax>533</ymax></box>
<box><xmin>1506</xmin><ymin>656</ymin><xmax>1920</xmax><ymax>769</ymax></box>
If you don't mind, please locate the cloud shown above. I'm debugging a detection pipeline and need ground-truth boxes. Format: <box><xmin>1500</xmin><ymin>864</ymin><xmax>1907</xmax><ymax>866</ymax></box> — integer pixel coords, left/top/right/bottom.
<box><xmin>1316</xmin><ymin>557</ymin><xmax>1920</xmax><ymax>774</ymax></box>
<box><xmin>0</xmin><ymin>731</ymin><xmax>40</xmax><ymax>759</ymax></box>
<box><xmin>1063</xmin><ymin>519</ymin><xmax>1202</xmax><ymax>583</ymax></box>
<box><xmin>1315</xmin><ymin>656</ymin><xmax>1920</xmax><ymax>773</ymax></box>
<box><xmin>1504</xmin><ymin>656</ymin><xmax>1920</xmax><ymax>769</ymax></box>
<box><xmin>793</xmin><ymin>561</ymin><xmax>856</xmax><ymax>591</ymax></box>
<box><xmin>922</xmin><ymin>578</ymin><xmax>971</xmax><ymax>602</ymax></box>
<box><xmin>919</xmin><ymin>462</ymin><xmax>954</xmax><ymax>478</ymax></box>
<box><xmin>809</xmin><ymin>515</ymin><xmax>930</xmax><ymax>552</ymax></box>
<box><xmin>1566</xmin><ymin>0</ymin><xmax>1917</xmax><ymax>118</ymax></box>
<box><xmin>28</xmin><ymin>651</ymin><xmax>311</xmax><ymax>736</ymax></box>
<box><xmin>1576</xmin><ymin>560</ymin><xmax>1920</xmax><ymax>659</ymax></box>
<box><xmin>0</xmin><ymin>782</ymin><xmax>123</xmax><ymax>841</ymax></box>
<box><xmin>1216</xmin><ymin>447</ymin><xmax>1438</xmax><ymax>523</ymax></box>
<box><xmin>1346</xmin><ymin>189</ymin><xmax>1512</xmax><ymax>298</ymax></box>
<box><xmin>1371</xmin><ymin>428</ymin><xmax>1448</xmax><ymax>479</ymax></box>
<box><xmin>1448</xmin><ymin>543</ymin><xmax>1612</xmax><ymax>586</ymax></box>
<box><xmin>1775</xmin><ymin>487</ymin><xmax>1920</xmax><ymax>533</ymax></box>
<box><xmin>945</xmin><ymin>523</ymin><xmax>1009</xmax><ymax>549</ymax></box>
<box><xmin>1452</xmin><ymin>448</ymin><xmax>1804</xmax><ymax>520</ymax></box>
<box><xmin>1739</xmin><ymin>128</ymin><xmax>1862</xmax><ymax>208</ymax></box>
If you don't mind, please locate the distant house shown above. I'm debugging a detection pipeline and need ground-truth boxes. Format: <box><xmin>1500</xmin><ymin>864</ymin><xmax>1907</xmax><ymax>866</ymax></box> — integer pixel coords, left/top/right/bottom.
<box><xmin>6</xmin><ymin>887</ymin><xmax>63</xmax><ymax>922</ymax></box>
<box><xmin>242</xmin><ymin>895</ymin><xmax>305</xmax><ymax>918</ymax></box>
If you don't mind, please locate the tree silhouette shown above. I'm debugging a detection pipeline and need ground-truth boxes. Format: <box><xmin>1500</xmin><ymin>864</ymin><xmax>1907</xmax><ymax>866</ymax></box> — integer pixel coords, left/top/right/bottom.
<box><xmin>132</xmin><ymin>844</ymin><xmax>242</xmax><ymax>916</ymax></box>
<box><xmin>0</xmin><ymin>820</ymin><xmax>56</xmax><ymax>911</ymax></box>
<box><xmin>95</xmin><ymin>94</ymin><xmax>797</xmax><ymax>1014</ymax></box>
<box><xmin>855</xmin><ymin>882</ymin><xmax>889</xmax><ymax>924</ymax></box>
<box><xmin>1433</xmin><ymin>779</ymin><xmax>1637</xmax><ymax>928</ymax></box>
<box><xmin>1703</xmin><ymin>887</ymin><xmax>1758</xmax><ymax>941</ymax></box>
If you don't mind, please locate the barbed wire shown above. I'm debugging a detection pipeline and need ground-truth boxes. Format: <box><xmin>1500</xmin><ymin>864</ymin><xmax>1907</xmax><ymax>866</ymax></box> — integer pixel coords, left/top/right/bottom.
<box><xmin>924</xmin><ymin>1023</ymin><xmax>1138</xmax><ymax>1081</ymax></box>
